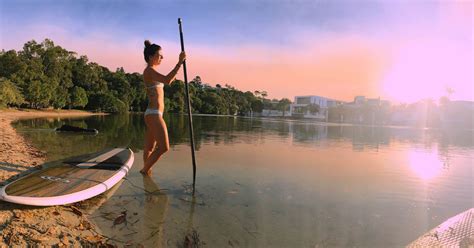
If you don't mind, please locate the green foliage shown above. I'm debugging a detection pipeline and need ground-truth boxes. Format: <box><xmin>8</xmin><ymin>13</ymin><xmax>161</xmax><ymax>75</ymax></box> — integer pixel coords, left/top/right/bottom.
<box><xmin>70</xmin><ymin>86</ymin><xmax>88</xmax><ymax>108</ymax></box>
<box><xmin>277</xmin><ymin>98</ymin><xmax>291</xmax><ymax>111</ymax></box>
<box><xmin>277</xmin><ymin>98</ymin><xmax>292</xmax><ymax>116</ymax></box>
<box><xmin>0</xmin><ymin>50</ymin><xmax>27</xmax><ymax>78</ymax></box>
<box><xmin>127</xmin><ymin>72</ymin><xmax>146</xmax><ymax>111</ymax></box>
<box><xmin>164</xmin><ymin>80</ymin><xmax>186</xmax><ymax>113</ymax></box>
<box><xmin>0</xmin><ymin>77</ymin><xmax>24</xmax><ymax>107</ymax></box>
<box><xmin>251</xmin><ymin>99</ymin><xmax>264</xmax><ymax>113</ymax></box>
<box><xmin>25</xmin><ymin>79</ymin><xmax>52</xmax><ymax>108</ymax></box>
<box><xmin>86</xmin><ymin>92</ymin><xmax>127</xmax><ymax>113</ymax></box>
<box><xmin>0</xmin><ymin>38</ymin><xmax>290</xmax><ymax>115</ymax></box>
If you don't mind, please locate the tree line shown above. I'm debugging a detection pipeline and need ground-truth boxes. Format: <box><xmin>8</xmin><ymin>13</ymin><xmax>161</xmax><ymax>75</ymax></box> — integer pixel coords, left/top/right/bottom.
<box><xmin>0</xmin><ymin>39</ymin><xmax>292</xmax><ymax>114</ymax></box>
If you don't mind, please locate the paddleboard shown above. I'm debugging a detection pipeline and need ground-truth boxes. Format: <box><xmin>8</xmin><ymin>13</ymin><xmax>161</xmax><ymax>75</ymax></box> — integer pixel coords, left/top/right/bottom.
<box><xmin>0</xmin><ymin>148</ymin><xmax>134</xmax><ymax>206</ymax></box>
<box><xmin>407</xmin><ymin>208</ymin><xmax>474</xmax><ymax>247</ymax></box>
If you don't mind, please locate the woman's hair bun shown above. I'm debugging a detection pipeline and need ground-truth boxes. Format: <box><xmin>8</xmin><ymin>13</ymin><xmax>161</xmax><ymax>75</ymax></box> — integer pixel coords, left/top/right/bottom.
<box><xmin>144</xmin><ymin>40</ymin><xmax>152</xmax><ymax>48</ymax></box>
<box><xmin>143</xmin><ymin>40</ymin><xmax>161</xmax><ymax>63</ymax></box>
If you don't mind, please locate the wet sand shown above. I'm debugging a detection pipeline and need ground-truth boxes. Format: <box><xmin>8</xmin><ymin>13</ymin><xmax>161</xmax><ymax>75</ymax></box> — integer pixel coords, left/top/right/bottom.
<box><xmin>0</xmin><ymin>109</ymin><xmax>112</xmax><ymax>247</ymax></box>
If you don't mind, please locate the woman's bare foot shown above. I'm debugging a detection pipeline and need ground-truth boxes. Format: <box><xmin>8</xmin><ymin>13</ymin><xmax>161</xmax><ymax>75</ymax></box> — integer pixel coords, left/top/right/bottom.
<box><xmin>140</xmin><ymin>168</ymin><xmax>152</xmax><ymax>176</ymax></box>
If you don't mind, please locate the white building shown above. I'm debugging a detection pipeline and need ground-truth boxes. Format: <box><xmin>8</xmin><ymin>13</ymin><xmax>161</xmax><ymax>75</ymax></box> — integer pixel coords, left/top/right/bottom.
<box><xmin>290</xmin><ymin>95</ymin><xmax>343</xmax><ymax>120</ymax></box>
<box><xmin>354</xmin><ymin>96</ymin><xmax>389</xmax><ymax>107</ymax></box>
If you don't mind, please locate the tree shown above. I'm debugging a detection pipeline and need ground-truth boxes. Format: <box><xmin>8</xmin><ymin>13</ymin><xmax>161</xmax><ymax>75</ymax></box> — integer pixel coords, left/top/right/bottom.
<box><xmin>0</xmin><ymin>50</ymin><xmax>27</xmax><ymax>78</ymax></box>
<box><xmin>70</xmin><ymin>86</ymin><xmax>88</xmax><ymax>108</ymax></box>
<box><xmin>86</xmin><ymin>92</ymin><xmax>127</xmax><ymax>113</ymax></box>
<box><xmin>446</xmin><ymin>87</ymin><xmax>454</xmax><ymax>99</ymax></box>
<box><xmin>5</xmin><ymin>38</ymin><xmax>294</xmax><ymax>115</ymax></box>
<box><xmin>165</xmin><ymin>80</ymin><xmax>186</xmax><ymax>113</ymax></box>
<box><xmin>440</xmin><ymin>87</ymin><xmax>454</xmax><ymax>108</ymax></box>
<box><xmin>192</xmin><ymin>76</ymin><xmax>203</xmax><ymax>87</ymax></box>
<box><xmin>200</xmin><ymin>91</ymin><xmax>226</xmax><ymax>114</ymax></box>
<box><xmin>71</xmin><ymin>56</ymin><xmax>104</xmax><ymax>94</ymax></box>
<box><xmin>234</xmin><ymin>92</ymin><xmax>250</xmax><ymax>115</ymax></box>
<box><xmin>0</xmin><ymin>78</ymin><xmax>24</xmax><ymax>107</ymax></box>
<box><xmin>254</xmin><ymin>90</ymin><xmax>261</xmax><ymax>98</ymax></box>
<box><xmin>105</xmin><ymin>67</ymin><xmax>131</xmax><ymax>110</ymax></box>
<box><xmin>25</xmin><ymin>79</ymin><xmax>52</xmax><ymax>108</ymax></box>
<box><xmin>277</xmin><ymin>98</ymin><xmax>291</xmax><ymax>116</ymax></box>
<box><xmin>15</xmin><ymin>39</ymin><xmax>75</xmax><ymax>109</ymax></box>
<box><xmin>251</xmin><ymin>99</ymin><xmax>264</xmax><ymax>113</ymax></box>
<box><xmin>127</xmin><ymin>72</ymin><xmax>146</xmax><ymax>111</ymax></box>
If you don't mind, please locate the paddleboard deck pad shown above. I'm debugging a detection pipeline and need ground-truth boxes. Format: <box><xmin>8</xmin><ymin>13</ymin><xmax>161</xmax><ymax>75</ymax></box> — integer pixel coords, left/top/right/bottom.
<box><xmin>407</xmin><ymin>208</ymin><xmax>474</xmax><ymax>247</ymax></box>
<box><xmin>0</xmin><ymin>148</ymin><xmax>134</xmax><ymax>206</ymax></box>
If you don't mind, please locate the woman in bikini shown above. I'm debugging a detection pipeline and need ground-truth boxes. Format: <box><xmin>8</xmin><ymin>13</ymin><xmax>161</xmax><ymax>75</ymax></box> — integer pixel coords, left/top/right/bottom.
<box><xmin>141</xmin><ymin>40</ymin><xmax>186</xmax><ymax>176</ymax></box>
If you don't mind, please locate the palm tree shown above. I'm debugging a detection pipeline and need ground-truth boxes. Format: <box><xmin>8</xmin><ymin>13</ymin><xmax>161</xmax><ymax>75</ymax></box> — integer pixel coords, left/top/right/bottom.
<box><xmin>446</xmin><ymin>87</ymin><xmax>454</xmax><ymax>99</ymax></box>
<box><xmin>277</xmin><ymin>98</ymin><xmax>291</xmax><ymax>117</ymax></box>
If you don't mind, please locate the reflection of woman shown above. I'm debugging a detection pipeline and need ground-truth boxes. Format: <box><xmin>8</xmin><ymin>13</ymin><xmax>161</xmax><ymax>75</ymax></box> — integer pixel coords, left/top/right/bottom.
<box><xmin>142</xmin><ymin>176</ymin><xmax>168</xmax><ymax>246</ymax></box>
<box><xmin>141</xmin><ymin>40</ymin><xmax>186</xmax><ymax>176</ymax></box>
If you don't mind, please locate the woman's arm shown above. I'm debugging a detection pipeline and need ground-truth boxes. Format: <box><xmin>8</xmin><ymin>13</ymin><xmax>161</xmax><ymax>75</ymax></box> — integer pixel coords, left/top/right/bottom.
<box><xmin>148</xmin><ymin>52</ymin><xmax>186</xmax><ymax>85</ymax></box>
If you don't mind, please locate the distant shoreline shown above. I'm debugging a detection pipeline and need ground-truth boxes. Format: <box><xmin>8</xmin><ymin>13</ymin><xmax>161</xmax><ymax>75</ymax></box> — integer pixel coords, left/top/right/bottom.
<box><xmin>0</xmin><ymin>108</ymin><xmax>107</xmax><ymax>119</ymax></box>
<box><xmin>4</xmin><ymin>109</ymin><xmax>470</xmax><ymax>131</ymax></box>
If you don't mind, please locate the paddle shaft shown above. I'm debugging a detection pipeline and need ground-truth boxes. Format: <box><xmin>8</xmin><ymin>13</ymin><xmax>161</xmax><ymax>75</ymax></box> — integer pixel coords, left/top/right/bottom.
<box><xmin>178</xmin><ymin>18</ymin><xmax>197</xmax><ymax>192</ymax></box>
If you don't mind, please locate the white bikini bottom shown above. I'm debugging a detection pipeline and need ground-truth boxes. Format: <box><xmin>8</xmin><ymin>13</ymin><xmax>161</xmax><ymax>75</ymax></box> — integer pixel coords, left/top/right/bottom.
<box><xmin>144</xmin><ymin>109</ymin><xmax>163</xmax><ymax>116</ymax></box>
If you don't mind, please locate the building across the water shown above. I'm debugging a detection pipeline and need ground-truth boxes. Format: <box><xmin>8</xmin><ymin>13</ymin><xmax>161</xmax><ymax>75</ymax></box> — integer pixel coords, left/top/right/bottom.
<box><xmin>440</xmin><ymin>100</ymin><xmax>474</xmax><ymax>129</ymax></box>
<box><xmin>290</xmin><ymin>95</ymin><xmax>344</xmax><ymax>121</ymax></box>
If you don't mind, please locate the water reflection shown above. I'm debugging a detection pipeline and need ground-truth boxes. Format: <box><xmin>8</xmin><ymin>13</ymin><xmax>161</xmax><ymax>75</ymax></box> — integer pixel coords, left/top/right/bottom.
<box><xmin>12</xmin><ymin>114</ymin><xmax>474</xmax><ymax>159</ymax></box>
<box><xmin>87</xmin><ymin>174</ymin><xmax>168</xmax><ymax>247</ymax></box>
<box><xmin>408</xmin><ymin>147</ymin><xmax>445</xmax><ymax>181</ymax></box>
<box><xmin>140</xmin><ymin>176</ymin><xmax>168</xmax><ymax>246</ymax></box>
<box><xmin>10</xmin><ymin>114</ymin><xmax>474</xmax><ymax>246</ymax></box>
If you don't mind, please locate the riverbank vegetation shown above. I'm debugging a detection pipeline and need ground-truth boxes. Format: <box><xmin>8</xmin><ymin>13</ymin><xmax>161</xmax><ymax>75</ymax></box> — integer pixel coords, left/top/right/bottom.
<box><xmin>0</xmin><ymin>39</ymin><xmax>291</xmax><ymax>114</ymax></box>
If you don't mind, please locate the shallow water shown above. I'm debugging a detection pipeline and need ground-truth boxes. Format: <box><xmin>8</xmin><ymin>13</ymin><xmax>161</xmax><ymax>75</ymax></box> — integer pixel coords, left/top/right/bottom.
<box><xmin>13</xmin><ymin>114</ymin><xmax>473</xmax><ymax>247</ymax></box>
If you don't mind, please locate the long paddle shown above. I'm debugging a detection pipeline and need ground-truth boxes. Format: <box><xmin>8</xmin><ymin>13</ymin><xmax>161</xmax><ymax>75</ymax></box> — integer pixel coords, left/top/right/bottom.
<box><xmin>178</xmin><ymin>18</ymin><xmax>197</xmax><ymax>193</ymax></box>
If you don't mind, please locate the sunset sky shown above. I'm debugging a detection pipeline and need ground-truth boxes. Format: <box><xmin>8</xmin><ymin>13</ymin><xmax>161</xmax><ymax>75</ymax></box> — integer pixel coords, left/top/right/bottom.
<box><xmin>1</xmin><ymin>0</ymin><xmax>472</xmax><ymax>103</ymax></box>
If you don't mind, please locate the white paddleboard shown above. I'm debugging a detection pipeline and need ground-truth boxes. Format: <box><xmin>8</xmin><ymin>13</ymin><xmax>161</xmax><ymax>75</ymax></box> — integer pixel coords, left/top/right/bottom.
<box><xmin>0</xmin><ymin>148</ymin><xmax>134</xmax><ymax>206</ymax></box>
<box><xmin>407</xmin><ymin>208</ymin><xmax>474</xmax><ymax>247</ymax></box>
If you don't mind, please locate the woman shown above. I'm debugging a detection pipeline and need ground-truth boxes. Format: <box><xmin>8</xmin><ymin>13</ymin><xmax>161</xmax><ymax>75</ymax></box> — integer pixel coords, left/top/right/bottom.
<box><xmin>141</xmin><ymin>40</ymin><xmax>186</xmax><ymax>176</ymax></box>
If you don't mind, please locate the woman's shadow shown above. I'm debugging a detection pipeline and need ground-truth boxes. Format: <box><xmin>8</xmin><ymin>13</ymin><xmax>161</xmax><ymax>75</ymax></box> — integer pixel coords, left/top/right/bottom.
<box><xmin>0</xmin><ymin>160</ymin><xmax>61</xmax><ymax>237</ymax></box>
<box><xmin>0</xmin><ymin>162</ymin><xmax>37</xmax><ymax>173</ymax></box>
<box><xmin>0</xmin><ymin>162</ymin><xmax>42</xmax><ymax>184</ymax></box>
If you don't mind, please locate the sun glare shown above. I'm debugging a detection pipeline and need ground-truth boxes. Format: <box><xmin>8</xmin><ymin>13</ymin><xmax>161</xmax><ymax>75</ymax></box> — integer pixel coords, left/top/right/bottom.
<box><xmin>381</xmin><ymin>36</ymin><xmax>472</xmax><ymax>103</ymax></box>
<box><xmin>408</xmin><ymin>149</ymin><xmax>444</xmax><ymax>181</ymax></box>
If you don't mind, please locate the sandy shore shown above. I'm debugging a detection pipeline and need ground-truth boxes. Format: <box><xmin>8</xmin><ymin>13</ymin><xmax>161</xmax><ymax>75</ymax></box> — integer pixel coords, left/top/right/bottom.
<box><xmin>0</xmin><ymin>109</ymin><xmax>112</xmax><ymax>247</ymax></box>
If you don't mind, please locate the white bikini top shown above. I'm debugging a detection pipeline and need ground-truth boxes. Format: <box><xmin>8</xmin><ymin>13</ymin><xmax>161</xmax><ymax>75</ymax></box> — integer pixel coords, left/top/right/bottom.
<box><xmin>146</xmin><ymin>82</ymin><xmax>164</xmax><ymax>89</ymax></box>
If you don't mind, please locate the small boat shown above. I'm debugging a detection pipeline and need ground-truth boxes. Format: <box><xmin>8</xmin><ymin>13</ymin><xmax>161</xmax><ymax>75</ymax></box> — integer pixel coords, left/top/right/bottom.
<box><xmin>55</xmin><ymin>124</ymin><xmax>99</xmax><ymax>134</ymax></box>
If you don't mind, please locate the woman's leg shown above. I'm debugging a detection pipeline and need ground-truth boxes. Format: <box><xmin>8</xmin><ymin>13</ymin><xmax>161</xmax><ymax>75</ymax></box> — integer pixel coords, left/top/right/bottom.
<box><xmin>142</xmin><ymin>114</ymin><xmax>170</xmax><ymax>175</ymax></box>
<box><xmin>143</xmin><ymin>117</ymin><xmax>156</xmax><ymax>164</ymax></box>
